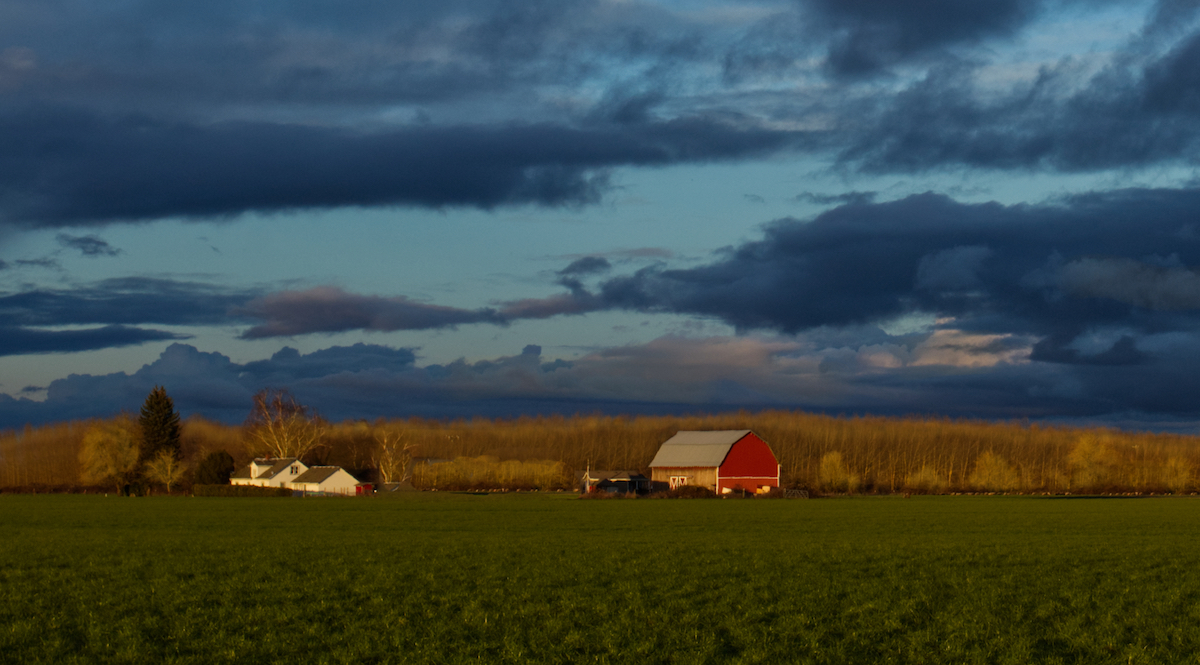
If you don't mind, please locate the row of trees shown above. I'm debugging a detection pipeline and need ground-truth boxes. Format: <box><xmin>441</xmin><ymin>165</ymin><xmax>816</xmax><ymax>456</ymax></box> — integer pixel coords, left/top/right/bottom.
<box><xmin>73</xmin><ymin>387</ymin><xmax>412</xmax><ymax>493</ymax></box>
<box><xmin>814</xmin><ymin>438</ymin><xmax>1194</xmax><ymax>494</ymax></box>
<box><xmin>78</xmin><ymin>386</ymin><xmax>186</xmax><ymax>493</ymax></box>
<box><xmin>5</xmin><ymin>390</ymin><xmax>1200</xmax><ymax>493</ymax></box>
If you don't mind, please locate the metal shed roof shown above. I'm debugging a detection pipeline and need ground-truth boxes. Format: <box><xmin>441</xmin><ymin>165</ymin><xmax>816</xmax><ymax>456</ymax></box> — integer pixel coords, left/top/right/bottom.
<box><xmin>648</xmin><ymin>430</ymin><xmax>752</xmax><ymax>468</ymax></box>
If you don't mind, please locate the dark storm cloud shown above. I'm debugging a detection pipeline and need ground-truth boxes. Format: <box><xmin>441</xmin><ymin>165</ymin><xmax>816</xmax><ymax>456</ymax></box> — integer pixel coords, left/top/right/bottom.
<box><xmin>803</xmin><ymin>0</ymin><xmax>1040</xmax><ymax>77</ymax></box>
<box><xmin>10</xmin><ymin>331</ymin><xmax>1200</xmax><ymax>429</ymax></box>
<box><xmin>0</xmin><ymin>324</ymin><xmax>187</xmax><ymax>357</ymax></box>
<box><xmin>0</xmin><ymin>277</ymin><xmax>259</xmax><ymax>326</ymax></box>
<box><xmin>239</xmin><ymin>344</ymin><xmax>418</xmax><ymax>383</ymax></box>
<box><xmin>0</xmin><ymin>341</ymin><xmax>575</xmax><ymax>426</ymax></box>
<box><xmin>723</xmin><ymin>0</ymin><xmax>1104</xmax><ymax>81</ymax></box>
<box><xmin>0</xmin><ymin>277</ymin><xmax>256</xmax><ymax>355</ymax></box>
<box><xmin>557</xmin><ymin>256</ymin><xmax>611</xmax><ymax>276</ymax></box>
<box><xmin>235</xmin><ymin>187</ymin><xmax>1200</xmax><ymax>348</ymax></box>
<box><xmin>582</xmin><ymin>188</ymin><xmax>1200</xmax><ymax>338</ymax></box>
<box><xmin>795</xmin><ymin>191</ymin><xmax>877</xmax><ymax>206</ymax></box>
<box><xmin>0</xmin><ymin>108</ymin><xmax>807</xmax><ymax>226</ymax></box>
<box><xmin>0</xmin><ymin>0</ymin><xmax>707</xmax><ymax>111</ymax></box>
<box><xmin>842</xmin><ymin>26</ymin><xmax>1200</xmax><ymax>172</ymax></box>
<box><xmin>1058</xmin><ymin>257</ymin><xmax>1200</xmax><ymax>310</ymax></box>
<box><xmin>0</xmin><ymin>0</ymin><xmax>1196</xmax><ymax>226</ymax></box>
<box><xmin>14</xmin><ymin>258</ymin><xmax>59</xmax><ymax>270</ymax></box>
<box><xmin>55</xmin><ymin>233</ymin><xmax>120</xmax><ymax>257</ymax></box>
<box><xmin>235</xmin><ymin>287</ymin><xmax>506</xmax><ymax>338</ymax></box>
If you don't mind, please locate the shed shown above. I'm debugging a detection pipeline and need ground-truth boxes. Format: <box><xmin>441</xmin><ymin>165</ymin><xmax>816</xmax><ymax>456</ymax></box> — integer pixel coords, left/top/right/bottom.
<box><xmin>648</xmin><ymin>430</ymin><xmax>780</xmax><ymax>494</ymax></box>
<box><xmin>579</xmin><ymin>469</ymin><xmax>650</xmax><ymax>494</ymax></box>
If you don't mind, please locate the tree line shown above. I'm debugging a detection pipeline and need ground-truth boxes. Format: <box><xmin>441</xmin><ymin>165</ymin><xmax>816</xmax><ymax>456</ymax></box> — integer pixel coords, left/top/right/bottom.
<box><xmin>3</xmin><ymin>388</ymin><xmax>1200</xmax><ymax>494</ymax></box>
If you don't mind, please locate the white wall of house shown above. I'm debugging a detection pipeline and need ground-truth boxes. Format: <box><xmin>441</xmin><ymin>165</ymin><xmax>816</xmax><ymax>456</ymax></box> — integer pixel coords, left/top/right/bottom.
<box><xmin>270</xmin><ymin>462</ymin><xmax>306</xmax><ymax>487</ymax></box>
<box><xmin>290</xmin><ymin>468</ymin><xmax>360</xmax><ymax>495</ymax></box>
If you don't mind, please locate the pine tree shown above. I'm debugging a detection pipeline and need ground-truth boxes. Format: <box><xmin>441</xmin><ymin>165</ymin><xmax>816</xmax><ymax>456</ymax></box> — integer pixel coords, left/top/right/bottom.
<box><xmin>139</xmin><ymin>386</ymin><xmax>181</xmax><ymax>464</ymax></box>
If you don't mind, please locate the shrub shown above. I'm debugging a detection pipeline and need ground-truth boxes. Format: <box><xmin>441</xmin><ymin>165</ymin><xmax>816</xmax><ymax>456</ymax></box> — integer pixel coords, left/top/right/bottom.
<box><xmin>969</xmin><ymin>452</ymin><xmax>1021</xmax><ymax>492</ymax></box>
<box><xmin>79</xmin><ymin>418</ymin><xmax>140</xmax><ymax>493</ymax></box>
<box><xmin>412</xmin><ymin>456</ymin><xmax>568</xmax><ymax>490</ymax></box>
<box><xmin>579</xmin><ymin>489</ymin><xmax>635</xmax><ymax>499</ymax></box>
<box><xmin>818</xmin><ymin>451</ymin><xmax>860</xmax><ymax>493</ymax></box>
<box><xmin>194</xmin><ymin>451</ymin><xmax>237</xmax><ymax>485</ymax></box>
<box><xmin>192</xmin><ymin>484</ymin><xmax>293</xmax><ymax>497</ymax></box>
<box><xmin>1069</xmin><ymin>434</ymin><xmax>1119</xmax><ymax>492</ymax></box>
<box><xmin>903</xmin><ymin>467</ymin><xmax>947</xmax><ymax>494</ymax></box>
<box><xmin>650</xmin><ymin>485</ymin><xmax>717</xmax><ymax>499</ymax></box>
<box><xmin>1161</xmin><ymin>457</ymin><xmax>1192</xmax><ymax>494</ymax></box>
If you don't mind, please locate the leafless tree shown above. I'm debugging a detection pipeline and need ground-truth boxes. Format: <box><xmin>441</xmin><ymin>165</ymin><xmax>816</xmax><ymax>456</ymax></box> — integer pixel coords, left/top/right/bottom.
<box><xmin>144</xmin><ymin>449</ymin><xmax>187</xmax><ymax>493</ymax></box>
<box><xmin>373</xmin><ymin>426</ymin><xmax>416</xmax><ymax>484</ymax></box>
<box><xmin>245</xmin><ymin>388</ymin><xmax>325</xmax><ymax>460</ymax></box>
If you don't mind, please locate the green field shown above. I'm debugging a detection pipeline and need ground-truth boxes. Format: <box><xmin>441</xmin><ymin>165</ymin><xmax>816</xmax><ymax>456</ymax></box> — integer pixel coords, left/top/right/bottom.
<box><xmin>2</xmin><ymin>494</ymin><xmax>1200</xmax><ymax>664</ymax></box>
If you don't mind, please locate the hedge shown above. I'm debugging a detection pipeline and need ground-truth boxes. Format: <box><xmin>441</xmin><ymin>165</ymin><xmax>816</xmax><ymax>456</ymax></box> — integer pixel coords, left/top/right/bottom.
<box><xmin>192</xmin><ymin>484</ymin><xmax>293</xmax><ymax>497</ymax></box>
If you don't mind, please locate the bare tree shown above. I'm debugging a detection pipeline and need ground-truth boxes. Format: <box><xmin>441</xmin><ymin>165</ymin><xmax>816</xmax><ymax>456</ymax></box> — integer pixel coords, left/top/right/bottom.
<box><xmin>245</xmin><ymin>388</ymin><xmax>325</xmax><ymax>460</ymax></box>
<box><xmin>374</xmin><ymin>426</ymin><xmax>416</xmax><ymax>484</ymax></box>
<box><xmin>144</xmin><ymin>449</ymin><xmax>187</xmax><ymax>493</ymax></box>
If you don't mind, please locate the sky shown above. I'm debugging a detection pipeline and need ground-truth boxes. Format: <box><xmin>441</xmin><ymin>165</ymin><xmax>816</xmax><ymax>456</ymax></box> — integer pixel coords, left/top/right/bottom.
<box><xmin>2</xmin><ymin>0</ymin><xmax>1200</xmax><ymax>430</ymax></box>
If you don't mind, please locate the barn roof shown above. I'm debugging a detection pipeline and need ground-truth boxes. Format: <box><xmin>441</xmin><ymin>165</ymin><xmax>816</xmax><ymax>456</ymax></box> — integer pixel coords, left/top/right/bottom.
<box><xmin>648</xmin><ymin>430</ymin><xmax>752</xmax><ymax>468</ymax></box>
<box><xmin>293</xmin><ymin>466</ymin><xmax>349</xmax><ymax>484</ymax></box>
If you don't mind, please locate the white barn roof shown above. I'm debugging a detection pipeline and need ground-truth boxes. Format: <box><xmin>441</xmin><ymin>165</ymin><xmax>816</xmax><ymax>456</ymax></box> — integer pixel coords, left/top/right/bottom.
<box><xmin>648</xmin><ymin>430</ymin><xmax>752</xmax><ymax>468</ymax></box>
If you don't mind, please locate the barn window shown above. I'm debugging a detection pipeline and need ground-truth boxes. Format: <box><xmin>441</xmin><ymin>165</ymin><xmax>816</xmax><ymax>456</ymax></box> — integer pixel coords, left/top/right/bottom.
<box><xmin>670</xmin><ymin>476</ymin><xmax>689</xmax><ymax>489</ymax></box>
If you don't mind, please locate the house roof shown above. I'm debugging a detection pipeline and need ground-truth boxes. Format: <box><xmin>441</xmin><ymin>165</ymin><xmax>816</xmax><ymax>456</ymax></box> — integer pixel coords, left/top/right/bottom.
<box><xmin>230</xmin><ymin>466</ymin><xmax>254</xmax><ymax>479</ymax></box>
<box><xmin>293</xmin><ymin>466</ymin><xmax>352</xmax><ymax>484</ymax></box>
<box><xmin>255</xmin><ymin>458</ymin><xmax>300</xmax><ymax>479</ymax></box>
<box><xmin>648</xmin><ymin>430</ymin><xmax>752</xmax><ymax>468</ymax></box>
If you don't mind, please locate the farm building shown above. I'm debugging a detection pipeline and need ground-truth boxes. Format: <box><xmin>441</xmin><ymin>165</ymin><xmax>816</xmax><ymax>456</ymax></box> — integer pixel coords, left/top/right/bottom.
<box><xmin>229</xmin><ymin>458</ymin><xmax>366</xmax><ymax>495</ymax></box>
<box><xmin>579</xmin><ymin>469</ymin><xmax>650</xmax><ymax>494</ymax></box>
<box><xmin>648</xmin><ymin>430</ymin><xmax>780</xmax><ymax>494</ymax></box>
<box><xmin>230</xmin><ymin>457</ymin><xmax>307</xmax><ymax>488</ymax></box>
<box><xmin>289</xmin><ymin>466</ymin><xmax>363</xmax><ymax>496</ymax></box>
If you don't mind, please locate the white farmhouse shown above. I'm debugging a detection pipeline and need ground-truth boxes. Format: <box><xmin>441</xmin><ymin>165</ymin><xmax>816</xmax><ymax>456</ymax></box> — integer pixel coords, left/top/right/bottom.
<box><xmin>290</xmin><ymin>466</ymin><xmax>361</xmax><ymax>495</ymax></box>
<box><xmin>230</xmin><ymin>457</ymin><xmax>308</xmax><ymax>488</ymax></box>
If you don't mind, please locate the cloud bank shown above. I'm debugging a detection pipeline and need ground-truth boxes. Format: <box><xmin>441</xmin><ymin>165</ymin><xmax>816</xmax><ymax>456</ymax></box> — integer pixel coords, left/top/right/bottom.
<box><xmin>1</xmin><ymin>1</ymin><xmax>1198</xmax><ymax>224</ymax></box>
<box><xmin>239</xmin><ymin>187</ymin><xmax>1200</xmax><ymax>361</ymax></box>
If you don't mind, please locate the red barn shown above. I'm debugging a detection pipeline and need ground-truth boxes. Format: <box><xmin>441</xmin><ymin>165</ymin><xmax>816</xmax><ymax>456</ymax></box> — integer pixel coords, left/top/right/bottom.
<box><xmin>648</xmin><ymin>430</ymin><xmax>780</xmax><ymax>494</ymax></box>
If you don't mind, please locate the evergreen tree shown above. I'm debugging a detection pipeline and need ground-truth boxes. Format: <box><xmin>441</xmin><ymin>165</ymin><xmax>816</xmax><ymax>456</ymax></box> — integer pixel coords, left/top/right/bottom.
<box><xmin>139</xmin><ymin>386</ymin><xmax>181</xmax><ymax>464</ymax></box>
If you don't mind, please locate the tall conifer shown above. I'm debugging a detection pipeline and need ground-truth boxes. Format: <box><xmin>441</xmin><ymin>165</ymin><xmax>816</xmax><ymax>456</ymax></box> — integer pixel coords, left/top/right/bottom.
<box><xmin>139</xmin><ymin>386</ymin><xmax>181</xmax><ymax>463</ymax></box>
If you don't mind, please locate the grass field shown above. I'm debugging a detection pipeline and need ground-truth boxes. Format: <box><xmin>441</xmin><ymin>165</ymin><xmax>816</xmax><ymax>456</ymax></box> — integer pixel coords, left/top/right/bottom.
<box><xmin>2</xmin><ymin>494</ymin><xmax>1200</xmax><ymax>664</ymax></box>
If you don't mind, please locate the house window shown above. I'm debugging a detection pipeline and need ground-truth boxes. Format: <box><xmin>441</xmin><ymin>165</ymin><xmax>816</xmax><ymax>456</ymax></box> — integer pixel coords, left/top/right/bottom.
<box><xmin>670</xmin><ymin>476</ymin><xmax>689</xmax><ymax>489</ymax></box>
<box><xmin>291</xmin><ymin>465</ymin><xmax>298</xmax><ymax>475</ymax></box>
